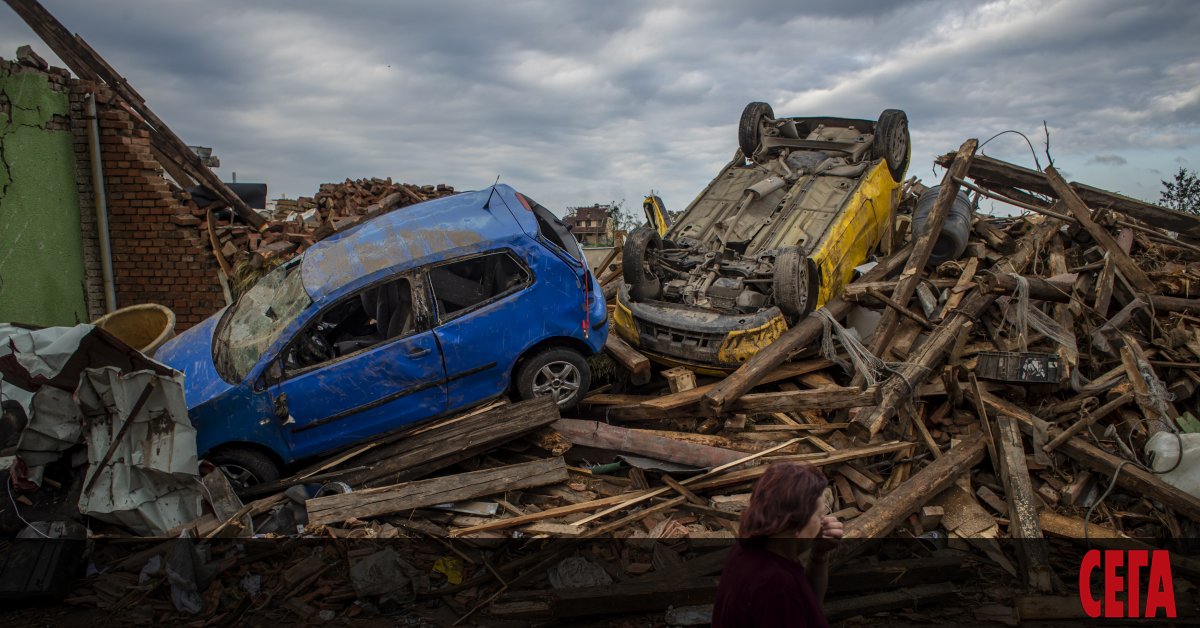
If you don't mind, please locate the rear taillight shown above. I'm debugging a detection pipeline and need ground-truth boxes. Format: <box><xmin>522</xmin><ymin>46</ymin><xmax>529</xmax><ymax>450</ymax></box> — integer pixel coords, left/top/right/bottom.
<box><xmin>515</xmin><ymin>193</ymin><xmax>533</xmax><ymax>211</ymax></box>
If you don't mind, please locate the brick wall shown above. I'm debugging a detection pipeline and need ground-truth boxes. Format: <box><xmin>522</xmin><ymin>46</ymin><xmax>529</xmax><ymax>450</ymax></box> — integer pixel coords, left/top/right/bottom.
<box><xmin>81</xmin><ymin>85</ymin><xmax>225</xmax><ymax>331</ymax></box>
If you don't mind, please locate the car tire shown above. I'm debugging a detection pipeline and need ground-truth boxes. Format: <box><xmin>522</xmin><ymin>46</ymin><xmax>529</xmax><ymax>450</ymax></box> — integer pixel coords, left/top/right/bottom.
<box><xmin>872</xmin><ymin>109</ymin><xmax>910</xmax><ymax>181</ymax></box>
<box><xmin>623</xmin><ymin>226</ymin><xmax>663</xmax><ymax>302</ymax></box>
<box><xmin>209</xmin><ymin>447</ymin><xmax>280</xmax><ymax>490</ymax></box>
<box><xmin>774</xmin><ymin>246</ymin><xmax>816</xmax><ymax>320</ymax></box>
<box><xmin>515</xmin><ymin>347</ymin><xmax>591</xmax><ymax>411</ymax></box>
<box><xmin>738</xmin><ymin>102</ymin><xmax>775</xmax><ymax>162</ymax></box>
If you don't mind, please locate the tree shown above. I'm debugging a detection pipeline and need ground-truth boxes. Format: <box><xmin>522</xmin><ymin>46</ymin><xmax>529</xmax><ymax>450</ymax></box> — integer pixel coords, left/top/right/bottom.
<box><xmin>1160</xmin><ymin>167</ymin><xmax>1200</xmax><ymax>214</ymax></box>
<box><xmin>605</xmin><ymin>199</ymin><xmax>643</xmax><ymax>233</ymax></box>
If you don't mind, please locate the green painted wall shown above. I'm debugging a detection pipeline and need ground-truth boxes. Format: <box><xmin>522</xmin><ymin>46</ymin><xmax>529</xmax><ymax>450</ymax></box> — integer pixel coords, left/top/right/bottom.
<box><xmin>0</xmin><ymin>67</ymin><xmax>88</xmax><ymax>327</ymax></box>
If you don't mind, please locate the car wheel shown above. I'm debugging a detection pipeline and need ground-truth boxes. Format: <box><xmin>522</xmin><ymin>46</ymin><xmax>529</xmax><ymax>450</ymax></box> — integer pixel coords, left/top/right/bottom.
<box><xmin>622</xmin><ymin>226</ymin><xmax>663</xmax><ymax>302</ymax></box>
<box><xmin>516</xmin><ymin>347</ymin><xmax>591</xmax><ymax>411</ymax></box>
<box><xmin>872</xmin><ymin>109</ymin><xmax>910</xmax><ymax>181</ymax></box>
<box><xmin>773</xmin><ymin>247</ymin><xmax>816</xmax><ymax>320</ymax></box>
<box><xmin>209</xmin><ymin>447</ymin><xmax>280</xmax><ymax>490</ymax></box>
<box><xmin>738</xmin><ymin>102</ymin><xmax>775</xmax><ymax>162</ymax></box>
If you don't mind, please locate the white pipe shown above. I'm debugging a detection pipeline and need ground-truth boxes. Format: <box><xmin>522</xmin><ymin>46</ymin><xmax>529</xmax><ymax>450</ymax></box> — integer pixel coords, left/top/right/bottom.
<box><xmin>85</xmin><ymin>92</ymin><xmax>117</xmax><ymax>313</ymax></box>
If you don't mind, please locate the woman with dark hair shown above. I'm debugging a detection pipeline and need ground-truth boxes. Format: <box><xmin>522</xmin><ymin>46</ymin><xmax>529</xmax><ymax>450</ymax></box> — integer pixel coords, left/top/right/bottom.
<box><xmin>712</xmin><ymin>462</ymin><xmax>843</xmax><ymax>627</ymax></box>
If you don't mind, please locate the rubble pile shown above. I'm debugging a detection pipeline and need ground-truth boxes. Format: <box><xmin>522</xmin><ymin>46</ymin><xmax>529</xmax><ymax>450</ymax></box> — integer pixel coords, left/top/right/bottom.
<box><xmin>6</xmin><ymin>144</ymin><xmax>1198</xmax><ymax>624</ymax></box>
<box><xmin>198</xmin><ymin>178</ymin><xmax>457</xmax><ymax>294</ymax></box>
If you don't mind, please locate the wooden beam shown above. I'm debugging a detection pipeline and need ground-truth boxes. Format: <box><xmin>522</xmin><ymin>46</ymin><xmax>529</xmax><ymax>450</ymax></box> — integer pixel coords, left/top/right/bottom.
<box><xmin>1044</xmin><ymin>166</ymin><xmax>1155</xmax><ymax>293</ymax></box>
<box><xmin>978</xmin><ymin>273</ymin><xmax>1074</xmax><ymax>303</ymax></box>
<box><xmin>942</xmin><ymin>152</ymin><xmax>1200</xmax><ymax>242</ymax></box>
<box><xmin>552</xmin><ymin>419</ymin><xmax>744</xmax><ymax>468</ymax></box>
<box><xmin>334</xmin><ymin>397</ymin><xmax>560</xmax><ymax>488</ymax></box>
<box><xmin>701</xmin><ymin>244</ymin><xmax>912</xmax><ymax>415</ymax></box>
<box><xmin>604</xmin><ymin>333</ymin><xmax>652</xmax><ymax>385</ymax></box>
<box><xmin>306</xmin><ymin>457</ymin><xmax>569</xmax><ymax>526</ymax></box>
<box><xmin>842</xmin><ymin>434</ymin><xmax>986</xmax><ymax>540</ymax></box>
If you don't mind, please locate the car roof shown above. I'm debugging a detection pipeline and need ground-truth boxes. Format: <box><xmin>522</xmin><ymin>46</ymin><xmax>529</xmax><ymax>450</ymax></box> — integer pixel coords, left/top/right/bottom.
<box><xmin>300</xmin><ymin>184</ymin><xmax>534</xmax><ymax>302</ymax></box>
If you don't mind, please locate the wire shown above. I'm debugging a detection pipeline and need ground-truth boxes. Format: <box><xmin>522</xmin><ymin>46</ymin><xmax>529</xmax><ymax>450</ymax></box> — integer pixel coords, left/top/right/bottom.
<box><xmin>6</xmin><ymin>475</ymin><xmax>51</xmax><ymax>538</ymax></box>
<box><xmin>977</xmin><ymin>130</ymin><xmax>1043</xmax><ymax>172</ymax></box>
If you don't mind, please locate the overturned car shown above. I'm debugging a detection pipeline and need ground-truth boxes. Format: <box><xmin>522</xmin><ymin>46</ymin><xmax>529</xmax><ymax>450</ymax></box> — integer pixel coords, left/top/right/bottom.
<box><xmin>614</xmin><ymin>103</ymin><xmax>910</xmax><ymax>371</ymax></box>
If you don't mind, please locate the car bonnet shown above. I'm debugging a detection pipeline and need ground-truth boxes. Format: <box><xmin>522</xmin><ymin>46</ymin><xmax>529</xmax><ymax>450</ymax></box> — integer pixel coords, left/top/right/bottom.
<box><xmin>154</xmin><ymin>311</ymin><xmax>235</xmax><ymax>410</ymax></box>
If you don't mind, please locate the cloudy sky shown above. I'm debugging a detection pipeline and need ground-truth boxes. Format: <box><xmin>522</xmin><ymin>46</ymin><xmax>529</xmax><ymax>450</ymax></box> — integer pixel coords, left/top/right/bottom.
<box><xmin>3</xmin><ymin>0</ymin><xmax>1198</xmax><ymax>218</ymax></box>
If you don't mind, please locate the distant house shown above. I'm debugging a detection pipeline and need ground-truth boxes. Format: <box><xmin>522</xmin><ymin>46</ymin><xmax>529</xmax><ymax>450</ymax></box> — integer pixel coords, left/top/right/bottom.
<box><xmin>563</xmin><ymin>204</ymin><xmax>613</xmax><ymax>246</ymax></box>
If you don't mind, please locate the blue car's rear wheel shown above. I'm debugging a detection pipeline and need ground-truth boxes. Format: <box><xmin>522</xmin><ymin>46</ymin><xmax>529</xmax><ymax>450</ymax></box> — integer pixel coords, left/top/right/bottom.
<box><xmin>516</xmin><ymin>347</ymin><xmax>590</xmax><ymax>411</ymax></box>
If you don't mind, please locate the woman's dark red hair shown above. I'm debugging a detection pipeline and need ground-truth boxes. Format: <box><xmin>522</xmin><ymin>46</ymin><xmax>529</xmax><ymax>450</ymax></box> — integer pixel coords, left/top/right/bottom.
<box><xmin>738</xmin><ymin>462</ymin><xmax>827</xmax><ymax>545</ymax></box>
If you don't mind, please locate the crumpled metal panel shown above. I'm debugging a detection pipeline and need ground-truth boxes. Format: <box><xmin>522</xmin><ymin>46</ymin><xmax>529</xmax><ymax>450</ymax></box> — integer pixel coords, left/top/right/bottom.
<box><xmin>75</xmin><ymin>367</ymin><xmax>201</xmax><ymax>536</ymax></box>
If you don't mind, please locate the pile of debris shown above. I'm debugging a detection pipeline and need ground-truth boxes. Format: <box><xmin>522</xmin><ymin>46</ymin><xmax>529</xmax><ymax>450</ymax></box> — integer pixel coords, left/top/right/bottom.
<box><xmin>198</xmin><ymin>178</ymin><xmax>457</xmax><ymax>294</ymax></box>
<box><xmin>7</xmin><ymin>142</ymin><xmax>1198</xmax><ymax>624</ymax></box>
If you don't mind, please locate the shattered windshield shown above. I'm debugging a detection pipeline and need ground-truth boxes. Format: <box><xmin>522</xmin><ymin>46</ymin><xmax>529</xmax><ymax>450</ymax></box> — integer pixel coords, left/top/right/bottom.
<box><xmin>213</xmin><ymin>259</ymin><xmax>312</xmax><ymax>383</ymax></box>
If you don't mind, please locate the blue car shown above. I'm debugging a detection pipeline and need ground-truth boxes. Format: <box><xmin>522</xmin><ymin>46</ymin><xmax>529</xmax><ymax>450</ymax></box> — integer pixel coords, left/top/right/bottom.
<box><xmin>155</xmin><ymin>185</ymin><xmax>607</xmax><ymax>486</ymax></box>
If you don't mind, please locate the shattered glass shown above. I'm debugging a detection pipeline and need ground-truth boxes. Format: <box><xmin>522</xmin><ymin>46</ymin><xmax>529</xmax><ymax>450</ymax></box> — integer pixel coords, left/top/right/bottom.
<box><xmin>214</xmin><ymin>260</ymin><xmax>311</xmax><ymax>382</ymax></box>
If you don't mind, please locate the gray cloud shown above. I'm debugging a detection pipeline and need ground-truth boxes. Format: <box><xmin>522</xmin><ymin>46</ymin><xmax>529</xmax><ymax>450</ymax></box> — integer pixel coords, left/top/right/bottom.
<box><xmin>1088</xmin><ymin>154</ymin><xmax>1128</xmax><ymax>166</ymax></box>
<box><xmin>2</xmin><ymin>0</ymin><xmax>1199</xmax><ymax>215</ymax></box>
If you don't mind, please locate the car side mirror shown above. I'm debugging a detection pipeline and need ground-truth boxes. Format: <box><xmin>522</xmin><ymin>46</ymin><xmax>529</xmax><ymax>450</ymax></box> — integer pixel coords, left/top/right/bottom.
<box><xmin>266</xmin><ymin>359</ymin><xmax>284</xmax><ymax>383</ymax></box>
<box><xmin>256</xmin><ymin>359</ymin><xmax>284</xmax><ymax>390</ymax></box>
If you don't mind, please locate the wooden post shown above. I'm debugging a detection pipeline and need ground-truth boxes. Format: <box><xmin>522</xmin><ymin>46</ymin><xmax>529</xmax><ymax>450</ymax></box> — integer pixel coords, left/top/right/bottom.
<box><xmin>993</xmin><ymin>415</ymin><xmax>1053</xmax><ymax>592</ymax></box>
<box><xmin>867</xmin><ymin>139</ymin><xmax>978</xmax><ymax>358</ymax></box>
<box><xmin>1044</xmin><ymin>166</ymin><xmax>1155</xmax><ymax>294</ymax></box>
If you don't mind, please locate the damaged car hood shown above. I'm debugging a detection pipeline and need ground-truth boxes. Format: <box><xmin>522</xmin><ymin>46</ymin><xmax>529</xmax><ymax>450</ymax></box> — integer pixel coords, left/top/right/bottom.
<box><xmin>154</xmin><ymin>310</ymin><xmax>234</xmax><ymax>409</ymax></box>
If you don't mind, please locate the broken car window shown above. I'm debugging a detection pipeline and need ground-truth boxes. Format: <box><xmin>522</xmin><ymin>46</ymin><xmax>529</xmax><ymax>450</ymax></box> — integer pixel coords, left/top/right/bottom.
<box><xmin>520</xmin><ymin>193</ymin><xmax>582</xmax><ymax>263</ymax></box>
<box><xmin>283</xmin><ymin>277</ymin><xmax>416</xmax><ymax>373</ymax></box>
<box><xmin>428</xmin><ymin>251</ymin><xmax>530</xmax><ymax>319</ymax></box>
<box><xmin>214</xmin><ymin>259</ymin><xmax>311</xmax><ymax>383</ymax></box>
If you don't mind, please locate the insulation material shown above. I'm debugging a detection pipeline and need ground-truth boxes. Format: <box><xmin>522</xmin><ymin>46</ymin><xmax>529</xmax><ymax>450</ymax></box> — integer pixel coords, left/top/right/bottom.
<box><xmin>75</xmin><ymin>367</ymin><xmax>201</xmax><ymax>536</ymax></box>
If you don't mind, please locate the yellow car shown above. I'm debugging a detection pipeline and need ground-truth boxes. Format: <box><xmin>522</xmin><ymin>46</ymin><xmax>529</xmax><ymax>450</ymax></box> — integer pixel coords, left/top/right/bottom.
<box><xmin>615</xmin><ymin>103</ymin><xmax>909</xmax><ymax>372</ymax></box>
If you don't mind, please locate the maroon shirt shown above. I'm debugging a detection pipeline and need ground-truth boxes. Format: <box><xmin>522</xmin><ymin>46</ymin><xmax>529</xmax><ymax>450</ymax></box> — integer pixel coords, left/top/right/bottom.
<box><xmin>712</xmin><ymin>543</ymin><xmax>829</xmax><ymax>628</ymax></box>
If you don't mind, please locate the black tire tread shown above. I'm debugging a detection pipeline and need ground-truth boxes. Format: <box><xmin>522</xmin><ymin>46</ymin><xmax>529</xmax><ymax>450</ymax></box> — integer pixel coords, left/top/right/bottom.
<box><xmin>738</xmin><ymin>102</ymin><xmax>774</xmax><ymax>161</ymax></box>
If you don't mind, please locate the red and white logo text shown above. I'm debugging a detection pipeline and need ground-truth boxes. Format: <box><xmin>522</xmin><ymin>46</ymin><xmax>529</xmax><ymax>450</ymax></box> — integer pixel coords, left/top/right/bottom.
<box><xmin>1079</xmin><ymin>549</ymin><xmax>1176</xmax><ymax>618</ymax></box>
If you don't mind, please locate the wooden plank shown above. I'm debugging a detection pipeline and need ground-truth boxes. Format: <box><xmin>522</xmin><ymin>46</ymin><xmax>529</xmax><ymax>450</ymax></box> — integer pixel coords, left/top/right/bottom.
<box><xmin>571</xmin><ymin>439</ymin><xmax>802</xmax><ymax>527</ymax></box>
<box><xmin>451</xmin><ymin>490</ymin><xmax>656</xmax><ymax>537</ymax></box>
<box><xmin>552</xmin><ymin>419</ymin><xmax>744</xmax><ymax>468</ymax></box>
<box><xmin>306</xmin><ymin>457</ymin><xmax>569</xmax><ymax>526</ymax></box>
<box><xmin>592</xmin><ymin>359</ymin><xmax>832</xmax><ymax>418</ymax></box>
<box><xmin>336</xmin><ymin>397</ymin><xmax>560</xmax><ymax>488</ymax></box>
<box><xmin>604</xmin><ymin>333</ymin><xmax>652</xmax><ymax>385</ymax></box>
<box><xmin>701</xmin><ymin>244</ymin><xmax>912</xmax><ymax>414</ymax></box>
<box><xmin>731</xmin><ymin>386</ymin><xmax>878</xmax><ymax>414</ymax></box>
<box><xmin>993</xmin><ymin>415</ymin><xmax>1053</xmax><ymax>592</ymax></box>
<box><xmin>842</xmin><ymin>434</ymin><xmax>986</xmax><ymax>540</ymax></box>
<box><xmin>1044</xmin><ymin>166</ymin><xmax>1156</xmax><ymax>293</ymax></box>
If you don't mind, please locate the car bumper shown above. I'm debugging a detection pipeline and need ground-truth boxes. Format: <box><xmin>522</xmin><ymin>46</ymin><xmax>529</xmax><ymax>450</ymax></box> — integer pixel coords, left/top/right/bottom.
<box><xmin>613</xmin><ymin>285</ymin><xmax>787</xmax><ymax>373</ymax></box>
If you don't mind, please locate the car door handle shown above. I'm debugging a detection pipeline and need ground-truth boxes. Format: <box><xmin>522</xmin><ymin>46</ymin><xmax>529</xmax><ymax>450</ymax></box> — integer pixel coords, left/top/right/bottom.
<box><xmin>407</xmin><ymin>347</ymin><xmax>431</xmax><ymax>359</ymax></box>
